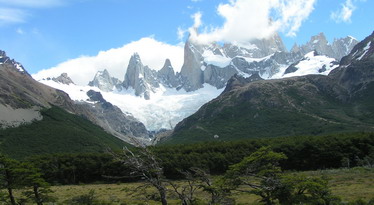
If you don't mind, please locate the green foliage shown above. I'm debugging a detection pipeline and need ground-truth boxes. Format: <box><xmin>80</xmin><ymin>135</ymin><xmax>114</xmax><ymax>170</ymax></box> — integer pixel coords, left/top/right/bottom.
<box><xmin>276</xmin><ymin>174</ymin><xmax>341</xmax><ymax>205</ymax></box>
<box><xmin>0</xmin><ymin>106</ymin><xmax>128</xmax><ymax>159</ymax></box>
<box><xmin>155</xmin><ymin>132</ymin><xmax>374</xmax><ymax>178</ymax></box>
<box><xmin>28</xmin><ymin>153</ymin><xmax>133</xmax><ymax>185</ymax></box>
<box><xmin>164</xmin><ymin>76</ymin><xmax>374</xmax><ymax>145</ymax></box>
<box><xmin>227</xmin><ymin>147</ymin><xmax>341</xmax><ymax>205</ymax></box>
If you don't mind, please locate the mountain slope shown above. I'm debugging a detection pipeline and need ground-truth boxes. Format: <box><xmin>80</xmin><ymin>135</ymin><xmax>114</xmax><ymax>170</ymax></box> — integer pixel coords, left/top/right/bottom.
<box><xmin>0</xmin><ymin>51</ymin><xmax>132</xmax><ymax>158</ymax></box>
<box><xmin>0</xmin><ymin>106</ymin><xmax>128</xmax><ymax>159</ymax></box>
<box><xmin>162</xmin><ymin>32</ymin><xmax>374</xmax><ymax>144</ymax></box>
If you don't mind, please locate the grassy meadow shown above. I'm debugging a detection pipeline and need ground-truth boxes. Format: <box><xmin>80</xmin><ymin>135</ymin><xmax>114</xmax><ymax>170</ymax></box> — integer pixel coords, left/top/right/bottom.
<box><xmin>7</xmin><ymin>168</ymin><xmax>372</xmax><ymax>205</ymax></box>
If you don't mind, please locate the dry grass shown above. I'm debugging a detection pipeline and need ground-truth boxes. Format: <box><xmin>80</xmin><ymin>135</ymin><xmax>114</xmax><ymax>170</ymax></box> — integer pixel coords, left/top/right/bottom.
<box><xmin>5</xmin><ymin>168</ymin><xmax>374</xmax><ymax>204</ymax></box>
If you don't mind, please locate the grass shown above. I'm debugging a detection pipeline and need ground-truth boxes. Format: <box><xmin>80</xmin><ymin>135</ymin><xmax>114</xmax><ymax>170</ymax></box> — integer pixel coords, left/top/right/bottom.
<box><xmin>7</xmin><ymin>168</ymin><xmax>373</xmax><ymax>204</ymax></box>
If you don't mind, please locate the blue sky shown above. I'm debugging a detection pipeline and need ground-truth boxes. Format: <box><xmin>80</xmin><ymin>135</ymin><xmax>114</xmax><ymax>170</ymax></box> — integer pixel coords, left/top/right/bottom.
<box><xmin>0</xmin><ymin>0</ymin><xmax>373</xmax><ymax>77</ymax></box>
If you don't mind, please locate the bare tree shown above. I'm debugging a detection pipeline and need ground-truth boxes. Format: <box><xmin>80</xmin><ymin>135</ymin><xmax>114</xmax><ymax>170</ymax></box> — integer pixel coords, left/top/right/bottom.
<box><xmin>114</xmin><ymin>146</ymin><xmax>168</xmax><ymax>205</ymax></box>
<box><xmin>168</xmin><ymin>169</ymin><xmax>201</xmax><ymax>205</ymax></box>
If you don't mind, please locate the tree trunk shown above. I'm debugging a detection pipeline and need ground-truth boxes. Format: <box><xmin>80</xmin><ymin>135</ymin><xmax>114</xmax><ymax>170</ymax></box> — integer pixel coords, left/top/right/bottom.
<box><xmin>158</xmin><ymin>187</ymin><xmax>168</xmax><ymax>205</ymax></box>
<box><xmin>33</xmin><ymin>185</ymin><xmax>43</xmax><ymax>205</ymax></box>
<box><xmin>7</xmin><ymin>187</ymin><xmax>16</xmax><ymax>205</ymax></box>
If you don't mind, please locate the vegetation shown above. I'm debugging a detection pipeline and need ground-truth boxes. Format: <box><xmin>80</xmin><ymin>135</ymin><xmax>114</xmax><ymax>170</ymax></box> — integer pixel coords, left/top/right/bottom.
<box><xmin>0</xmin><ymin>132</ymin><xmax>373</xmax><ymax>204</ymax></box>
<box><xmin>0</xmin><ymin>106</ymin><xmax>128</xmax><ymax>159</ymax></box>
<box><xmin>164</xmin><ymin>74</ymin><xmax>374</xmax><ymax>145</ymax></box>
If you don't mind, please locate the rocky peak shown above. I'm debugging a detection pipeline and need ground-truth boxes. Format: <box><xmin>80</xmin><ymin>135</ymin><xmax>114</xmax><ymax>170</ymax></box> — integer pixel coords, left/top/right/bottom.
<box><xmin>223</xmin><ymin>32</ymin><xmax>287</xmax><ymax>58</ymax></box>
<box><xmin>329</xmin><ymin>31</ymin><xmax>374</xmax><ymax>94</ymax></box>
<box><xmin>179</xmin><ymin>36</ymin><xmax>205</xmax><ymax>92</ymax></box>
<box><xmin>293</xmin><ymin>33</ymin><xmax>358</xmax><ymax>61</ymax></box>
<box><xmin>339</xmin><ymin>32</ymin><xmax>374</xmax><ymax>66</ymax></box>
<box><xmin>122</xmin><ymin>53</ymin><xmax>159</xmax><ymax>100</ymax></box>
<box><xmin>157</xmin><ymin>59</ymin><xmax>179</xmax><ymax>88</ymax></box>
<box><xmin>332</xmin><ymin>36</ymin><xmax>359</xmax><ymax>60</ymax></box>
<box><xmin>0</xmin><ymin>50</ymin><xmax>28</xmax><ymax>75</ymax></box>
<box><xmin>52</xmin><ymin>73</ymin><xmax>75</xmax><ymax>85</ymax></box>
<box><xmin>89</xmin><ymin>69</ymin><xmax>121</xmax><ymax>92</ymax></box>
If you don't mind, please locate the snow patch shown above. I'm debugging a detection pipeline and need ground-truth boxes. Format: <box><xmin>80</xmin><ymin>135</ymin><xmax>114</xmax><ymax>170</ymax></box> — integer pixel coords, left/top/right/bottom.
<box><xmin>203</xmin><ymin>50</ymin><xmax>232</xmax><ymax>68</ymax></box>
<box><xmin>15</xmin><ymin>63</ymin><xmax>24</xmax><ymax>72</ymax></box>
<box><xmin>283</xmin><ymin>52</ymin><xmax>338</xmax><ymax>78</ymax></box>
<box><xmin>357</xmin><ymin>41</ymin><xmax>371</xmax><ymax>61</ymax></box>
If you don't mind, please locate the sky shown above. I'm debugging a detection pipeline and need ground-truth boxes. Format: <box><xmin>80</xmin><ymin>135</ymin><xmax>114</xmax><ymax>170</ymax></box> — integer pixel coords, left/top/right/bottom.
<box><xmin>0</xmin><ymin>0</ymin><xmax>373</xmax><ymax>85</ymax></box>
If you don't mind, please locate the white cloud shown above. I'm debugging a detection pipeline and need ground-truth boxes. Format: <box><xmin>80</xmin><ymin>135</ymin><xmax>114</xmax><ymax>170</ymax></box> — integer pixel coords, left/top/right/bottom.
<box><xmin>0</xmin><ymin>0</ymin><xmax>67</xmax><ymax>26</ymax></box>
<box><xmin>0</xmin><ymin>0</ymin><xmax>64</xmax><ymax>8</ymax></box>
<box><xmin>330</xmin><ymin>0</ymin><xmax>366</xmax><ymax>23</ymax></box>
<box><xmin>192</xmin><ymin>12</ymin><xmax>202</xmax><ymax>28</ymax></box>
<box><xmin>189</xmin><ymin>0</ymin><xmax>316</xmax><ymax>45</ymax></box>
<box><xmin>0</xmin><ymin>8</ymin><xmax>28</xmax><ymax>25</ymax></box>
<box><xmin>177</xmin><ymin>27</ymin><xmax>187</xmax><ymax>41</ymax></box>
<box><xmin>33</xmin><ymin>37</ymin><xmax>184</xmax><ymax>85</ymax></box>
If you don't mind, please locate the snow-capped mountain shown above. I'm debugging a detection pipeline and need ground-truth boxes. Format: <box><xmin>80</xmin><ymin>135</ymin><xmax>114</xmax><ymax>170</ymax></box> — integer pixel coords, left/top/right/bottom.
<box><xmin>280</xmin><ymin>51</ymin><xmax>339</xmax><ymax>78</ymax></box>
<box><xmin>37</xmin><ymin>32</ymin><xmax>358</xmax><ymax>134</ymax></box>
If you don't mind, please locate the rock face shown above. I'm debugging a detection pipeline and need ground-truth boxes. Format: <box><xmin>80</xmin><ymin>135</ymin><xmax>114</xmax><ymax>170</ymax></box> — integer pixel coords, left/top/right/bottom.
<box><xmin>122</xmin><ymin>53</ymin><xmax>159</xmax><ymax>100</ymax></box>
<box><xmin>0</xmin><ymin>50</ymin><xmax>82</xmax><ymax>126</ymax></box>
<box><xmin>157</xmin><ymin>59</ymin><xmax>179</xmax><ymax>88</ymax></box>
<box><xmin>291</xmin><ymin>33</ymin><xmax>359</xmax><ymax>61</ymax></box>
<box><xmin>163</xmin><ymin>32</ymin><xmax>374</xmax><ymax>144</ymax></box>
<box><xmin>329</xmin><ymin>31</ymin><xmax>374</xmax><ymax>94</ymax></box>
<box><xmin>83</xmin><ymin>90</ymin><xmax>150</xmax><ymax>144</ymax></box>
<box><xmin>89</xmin><ymin>69</ymin><xmax>121</xmax><ymax>92</ymax></box>
<box><xmin>223</xmin><ymin>32</ymin><xmax>287</xmax><ymax>58</ymax></box>
<box><xmin>179</xmin><ymin>39</ymin><xmax>205</xmax><ymax>91</ymax></box>
<box><xmin>53</xmin><ymin>73</ymin><xmax>75</xmax><ymax>85</ymax></box>
<box><xmin>89</xmin><ymin>32</ymin><xmax>358</xmax><ymax>99</ymax></box>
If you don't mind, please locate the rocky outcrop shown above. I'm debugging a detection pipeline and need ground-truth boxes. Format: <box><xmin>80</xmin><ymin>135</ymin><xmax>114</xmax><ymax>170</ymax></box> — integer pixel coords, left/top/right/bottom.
<box><xmin>329</xmin><ymin>31</ymin><xmax>374</xmax><ymax>94</ymax></box>
<box><xmin>179</xmin><ymin>38</ymin><xmax>204</xmax><ymax>91</ymax></box>
<box><xmin>52</xmin><ymin>73</ymin><xmax>75</xmax><ymax>85</ymax></box>
<box><xmin>89</xmin><ymin>69</ymin><xmax>121</xmax><ymax>92</ymax></box>
<box><xmin>82</xmin><ymin>90</ymin><xmax>151</xmax><ymax>144</ymax></box>
<box><xmin>122</xmin><ymin>53</ymin><xmax>159</xmax><ymax>100</ymax></box>
<box><xmin>157</xmin><ymin>59</ymin><xmax>179</xmax><ymax>88</ymax></box>
<box><xmin>223</xmin><ymin>32</ymin><xmax>287</xmax><ymax>58</ymax></box>
<box><xmin>291</xmin><ymin>33</ymin><xmax>359</xmax><ymax>61</ymax></box>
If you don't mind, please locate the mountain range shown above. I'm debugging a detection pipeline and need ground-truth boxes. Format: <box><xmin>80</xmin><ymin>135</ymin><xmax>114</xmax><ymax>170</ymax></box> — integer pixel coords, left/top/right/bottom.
<box><xmin>1</xmin><ymin>30</ymin><xmax>371</xmax><ymax>150</ymax></box>
<box><xmin>36</xmin><ymin>32</ymin><xmax>358</xmax><ymax>134</ymax></box>
<box><xmin>162</xmin><ymin>31</ymin><xmax>374</xmax><ymax>144</ymax></box>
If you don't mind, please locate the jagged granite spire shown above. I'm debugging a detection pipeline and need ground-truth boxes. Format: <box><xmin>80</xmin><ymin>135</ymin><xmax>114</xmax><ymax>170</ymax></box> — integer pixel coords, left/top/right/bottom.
<box><xmin>122</xmin><ymin>53</ymin><xmax>159</xmax><ymax>100</ymax></box>
<box><xmin>179</xmin><ymin>37</ymin><xmax>204</xmax><ymax>92</ymax></box>
<box><xmin>89</xmin><ymin>69</ymin><xmax>121</xmax><ymax>92</ymax></box>
<box><xmin>157</xmin><ymin>59</ymin><xmax>179</xmax><ymax>88</ymax></box>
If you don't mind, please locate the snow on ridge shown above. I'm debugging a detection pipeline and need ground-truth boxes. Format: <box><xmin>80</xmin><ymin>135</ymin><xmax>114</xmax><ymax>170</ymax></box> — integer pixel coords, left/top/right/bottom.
<box><xmin>282</xmin><ymin>52</ymin><xmax>338</xmax><ymax>78</ymax></box>
<box><xmin>202</xmin><ymin>50</ymin><xmax>232</xmax><ymax>68</ymax></box>
<box><xmin>357</xmin><ymin>41</ymin><xmax>371</xmax><ymax>61</ymax></box>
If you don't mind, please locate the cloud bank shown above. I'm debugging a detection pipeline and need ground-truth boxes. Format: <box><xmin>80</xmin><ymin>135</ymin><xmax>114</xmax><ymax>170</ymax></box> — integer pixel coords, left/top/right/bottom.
<box><xmin>33</xmin><ymin>37</ymin><xmax>184</xmax><ymax>85</ymax></box>
<box><xmin>189</xmin><ymin>0</ymin><xmax>316</xmax><ymax>45</ymax></box>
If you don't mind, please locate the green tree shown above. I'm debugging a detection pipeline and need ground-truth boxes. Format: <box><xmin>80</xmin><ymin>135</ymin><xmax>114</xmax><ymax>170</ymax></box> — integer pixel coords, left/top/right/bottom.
<box><xmin>276</xmin><ymin>174</ymin><xmax>341</xmax><ymax>205</ymax></box>
<box><xmin>21</xmin><ymin>162</ymin><xmax>55</xmax><ymax>205</ymax></box>
<box><xmin>227</xmin><ymin>146</ymin><xmax>287</xmax><ymax>205</ymax></box>
<box><xmin>0</xmin><ymin>155</ymin><xmax>27</xmax><ymax>205</ymax></box>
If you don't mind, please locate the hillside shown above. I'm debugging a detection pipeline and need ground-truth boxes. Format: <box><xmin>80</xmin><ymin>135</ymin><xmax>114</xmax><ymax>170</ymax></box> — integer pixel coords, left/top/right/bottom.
<box><xmin>0</xmin><ymin>106</ymin><xmax>128</xmax><ymax>159</ymax></box>
<box><xmin>162</xmin><ymin>32</ymin><xmax>374</xmax><ymax>144</ymax></box>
